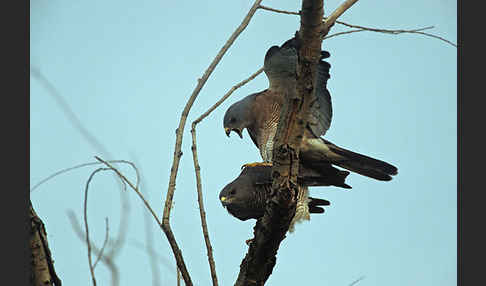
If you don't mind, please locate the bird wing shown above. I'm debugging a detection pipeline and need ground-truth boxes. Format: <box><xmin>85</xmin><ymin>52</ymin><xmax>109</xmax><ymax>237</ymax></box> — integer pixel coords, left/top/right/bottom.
<box><xmin>307</xmin><ymin>52</ymin><xmax>333</xmax><ymax>138</ymax></box>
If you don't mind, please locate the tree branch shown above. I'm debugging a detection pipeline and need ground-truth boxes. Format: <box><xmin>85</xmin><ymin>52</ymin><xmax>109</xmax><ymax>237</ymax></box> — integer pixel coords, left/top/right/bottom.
<box><xmin>188</xmin><ymin>67</ymin><xmax>264</xmax><ymax>286</ymax></box>
<box><xmin>322</xmin><ymin>0</ymin><xmax>360</xmax><ymax>32</ymax></box>
<box><xmin>235</xmin><ymin>0</ymin><xmax>327</xmax><ymax>285</ymax></box>
<box><xmin>161</xmin><ymin>1</ymin><xmax>264</xmax><ymax>285</ymax></box>
<box><xmin>259</xmin><ymin>3</ymin><xmax>457</xmax><ymax>47</ymax></box>
<box><xmin>30</xmin><ymin>201</ymin><xmax>62</xmax><ymax>286</ymax></box>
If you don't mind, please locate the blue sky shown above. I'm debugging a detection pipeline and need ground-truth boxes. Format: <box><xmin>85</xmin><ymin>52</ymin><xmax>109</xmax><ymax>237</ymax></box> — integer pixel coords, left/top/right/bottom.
<box><xmin>30</xmin><ymin>0</ymin><xmax>457</xmax><ymax>285</ymax></box>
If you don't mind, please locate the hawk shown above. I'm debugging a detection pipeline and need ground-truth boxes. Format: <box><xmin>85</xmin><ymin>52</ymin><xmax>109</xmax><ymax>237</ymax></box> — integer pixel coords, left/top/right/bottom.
<box><xmin>219</xmin><ymin>165</ymin><xmax>339</xmax><ymax>231</ymax></box>
<box><xmin>223</xmin><ymin>37</ymin><xmax>398</xmax><ymax>181</ymax></box>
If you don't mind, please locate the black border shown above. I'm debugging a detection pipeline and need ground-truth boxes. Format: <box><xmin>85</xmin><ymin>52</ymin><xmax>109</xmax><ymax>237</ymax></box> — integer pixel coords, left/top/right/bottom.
<box><xmin>8</xmin><ymin>0</ymin><xmax>30</xmax><ymax>284</ymax></box>
<box><xmin>458</xmin><ymin>1</ymin><xmax>481</xmax><ymax>285</ymax></box>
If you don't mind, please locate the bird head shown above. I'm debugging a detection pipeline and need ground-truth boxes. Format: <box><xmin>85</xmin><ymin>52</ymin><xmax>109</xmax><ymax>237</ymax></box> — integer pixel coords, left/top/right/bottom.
<box><xmin>219</xmin><ymin>174</ymin><xmax>263</xmax><ymax>221</ymax></box>
<box><xmin>223</xmin><ymin>96</ymin><xmax>254</xmax><ymax>139</ymax></box>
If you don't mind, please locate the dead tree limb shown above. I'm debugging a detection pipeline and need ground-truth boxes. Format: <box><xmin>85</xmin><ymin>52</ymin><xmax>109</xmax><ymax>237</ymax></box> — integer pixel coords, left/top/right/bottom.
<box><xmin>161</xmin><ymin>1</ymin><xmax>264</xmax><ymax>285</ymax></box>
<box><xmin>30</xmin><ymin>200</ymin><xmax>62</xmax><ymax>286</ymax></box>
<box><xmin>259</xmin><ymin>3</ymin><xmax>456</xmax><ymax>47</ymax></box>
<box><xmin>188</xmin><ymin>67</ymin><xmax>264</xmax><ymax>286</ymax></box>
<box><xmin>235</xmin><ymin>0</ymin><xmax>358</xmax><ymax>285</ymax></box>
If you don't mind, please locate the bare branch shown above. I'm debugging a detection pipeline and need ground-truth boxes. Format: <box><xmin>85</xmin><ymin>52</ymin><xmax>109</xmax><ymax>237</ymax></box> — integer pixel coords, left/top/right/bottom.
<box><xmin>190</xmin><ymin>126</ymin><xmax>219</xmax><ymax>286</ymax></box>
<box><xmin>31</xmin><ymin>67</ymin><xmax>133</xmax><ymax>263</ymax></box>
<box><xmin>31</xmin><ymin>160</ymin><xmax>141</xmax><ymax>194</ymax></box>
<box><xmin>161</xmin><ymin>1</ymin><xmax>264</xmax><ymax>285</ymax></box>
<box><xmin>323</xmin><ymin>25</ymin><xmax>457</xmax><ymax>47</ymax></box>
<box><xmin>323</xmin><ymin>28</ymin><xmax>367</xmax><ymax>39</ymax></box>
<box><xmin>93</xmin><ymin>218</ymin><xmax>110</xmax><ymax>269</ymax></box>
<box><xmin>193</xmin><ymin>67</ymin><xmax>264</xmax><ymax>126</ymax></box>
<box><xmin>95</xmin><ymin>157</ymin><xmax>162</xmax><ymax>227</ymax></box>
<box><xmin>30</xmin><ymin>68</ymin><xmax>112</xmax><ymax>159</ymax></box>
<box><xmin>68</xmin><ymin>160</ymin><xmax>139</xmax><ymax>286</ymax></box>
<box><xmin>84</xmin><ymin>168</ymin><xmax>113</xmax><ymax>286</ymax></box>
<box><xmin>130</xmin><ymin>155</ymin><xmax>162</xmax><ymax>286</ymax></box>
<box><xmin>67</xmin><ymin>211</ymin><xmax>119</xmax><ymax>286</ymax></box>
<box><xmin>258</xmin><ymin>4</ymin><xmax>457</xmax><ymax>47</ymax></box>
<box><xmin>405</xmin><ymin>30</ymin><xmax>457</xmax><ymax>47</ymax></box>
<box><xmin>188</xmin><ymin>66</ymin><xmax>265</xmax><ymax>286</ymax></box>
<box><xmin>322</xmin><ymin>0</ymin><xmax>360</xmax><ymax>32</ymax></box>
<box><xmin>258</xmin><ymin>5</ymin><xmax>299</xmax><ymax>15</ymax></box>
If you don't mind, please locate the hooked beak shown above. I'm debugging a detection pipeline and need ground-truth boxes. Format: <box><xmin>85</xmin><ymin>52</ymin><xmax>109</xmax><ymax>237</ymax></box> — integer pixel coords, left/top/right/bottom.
<box><xmin>225</xmin><ymin>128</ymin><xmax>243</xmax><ymax>139</ymax></box>
<box><xmin>220</xmin><ymin>196</ymin><xmax>229</xmax><ymax>207</ymax></box>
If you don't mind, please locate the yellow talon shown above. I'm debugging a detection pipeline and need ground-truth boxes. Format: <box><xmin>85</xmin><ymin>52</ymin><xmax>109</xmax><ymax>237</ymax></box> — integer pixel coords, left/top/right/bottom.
<box><xmin>241</xmin><ymin>162</ymin><xmax>273</xmax><ymax>169</ymax></box>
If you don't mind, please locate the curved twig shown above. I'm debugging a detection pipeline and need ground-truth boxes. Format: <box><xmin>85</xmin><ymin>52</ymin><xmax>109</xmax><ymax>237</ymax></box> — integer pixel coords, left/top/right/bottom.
<box><xmin>93</xmin><ymin>218</ymin><xmax>109</xmax><ymax>269</ymax></box>
<box><xmin>84</xmin><ymin>168</ymin><xmax>112</xmax><ymax>286</ymax></box>
<box><xmin>67</xmin><ymin>211</ymin><xmax>120</xmax><ymax>286</ymax></box>
<box><xmin>30</xmin><ymin>160</ymin><xmax>140</xmax><ymax>193</ymax></box>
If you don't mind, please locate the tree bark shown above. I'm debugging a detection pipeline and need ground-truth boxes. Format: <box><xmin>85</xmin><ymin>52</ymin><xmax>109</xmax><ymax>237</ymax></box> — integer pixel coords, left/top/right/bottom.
<box><xmin>30</xmin><ymin>200</ymin><xmax>62</xmax><ymax>286</ymax></box>
<box><xmin>234</xmin><ymin>1</ymin><xmax>324</xmax><ymax>285</ymax></box>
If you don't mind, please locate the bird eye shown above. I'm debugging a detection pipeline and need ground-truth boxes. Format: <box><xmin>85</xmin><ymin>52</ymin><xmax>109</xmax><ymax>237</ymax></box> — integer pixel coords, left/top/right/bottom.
<box><xmin>229</xmin><ymin>189</ymin><xmax>236</xmax><ymax>195</ymax></box>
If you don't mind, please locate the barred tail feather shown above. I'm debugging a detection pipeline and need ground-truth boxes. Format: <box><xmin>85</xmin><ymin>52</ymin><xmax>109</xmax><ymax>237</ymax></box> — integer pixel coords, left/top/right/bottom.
<box><xmin>324</xmin><ymin>139</ymin><xmax>398</xmax><ymax>181</ymax></box>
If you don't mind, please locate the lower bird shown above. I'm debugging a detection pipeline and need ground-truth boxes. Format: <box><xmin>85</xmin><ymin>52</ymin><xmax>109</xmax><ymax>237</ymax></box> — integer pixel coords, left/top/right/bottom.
<box><xmin>220</xmin><ymin>165</ymin><xmax>350</xmax><ymax>231</ymax></box>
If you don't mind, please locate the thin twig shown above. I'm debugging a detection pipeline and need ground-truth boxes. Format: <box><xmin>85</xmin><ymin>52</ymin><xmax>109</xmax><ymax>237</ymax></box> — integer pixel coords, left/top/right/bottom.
<box><xmin>188</xmin><ymin>66</ymin><xmax>264</xmax><ymax>286</ymax></box>
<box><xmin>322</xmin><ymin>0</ymin><xmax>360</xmax><ymax>31</ymax></box>
<box><xmin>93</xmin><ymin>218</ymin><xmax>109</xmax><ymax>269</ymax></box>
<box><xmin>348</xmin><ymin>275</ymin><xmax>366</xmax><ymax>286</ymax></box>
<box><xmin>324</xmin><ymin>28</ymin><xmax>366</xmax><ymax>39</ymax></box>
<box><xmin>193</xmin><ymin>67</ymin><xmax>264</xmax><ymax>126</ymax></box>
<box><xmin>31</xmin><ymin>67</ymin><xmax>133</xmax><ymax>264</ymax></box>
<box><xmin>407</xmin><ymin>31</ymin><xmax>457</xmax><ymax>47</ymax></box>
<box><xmin>258</xmin><ymin>4</ymin><xmax>457</xmax><ymax>47</ymax></box>
<box><xmin>324</xmin><ymin>25</ymin><xmax>457</xmax><ymax>47</ymax></box>
<box><xmin>161</xmin><ymin>1</ymin><xmax>264</xmax><ymax>285</ymax></box>
<box><xmin>68</xmin><ymin>211</ymin><xmax>119</xmax><ymax>286</ymax></box>
<box><xmin>95</xmin><ymin>157</ymin><xmax>162</xmax><ymax>227</ymax></box>
<box><xmin>130</xmin><ymin>155</ymin><xmax>162</xmax><ymax>286</ymax></box>
<box><xmin>258</xmin><ymin>5</ymin><xmax>299</xmax><ymax>15</ymax></box>
<box><xmin>84</xmin><ymin>168</ymin><xmax>112</xmax><ymax>286</ymax></box>
<box><xmin>30</xmin><ymin>68</ymin><xmax>112</xmax><ymax>158</ymax></box>
<box><xmin>30</xmin><ymin>160</ymin><xmax>139</xmax><ymax>193</ymax></box>
<box><xmin>190</xmin><ymin>127</ymin><xmax>218</xmax><ymax>286</ymax></box>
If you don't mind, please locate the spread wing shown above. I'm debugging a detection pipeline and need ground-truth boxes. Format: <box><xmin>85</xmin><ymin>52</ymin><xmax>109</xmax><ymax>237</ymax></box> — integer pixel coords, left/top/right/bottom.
<box><xmin>266</xmin><ymin>37</ymin><xmax>333</xmax><ymax>138</ymax></box>
<box><xmin>307</xmin><ymin>51</ymin><xmax>333</xmax><ymax>138</ymax></box>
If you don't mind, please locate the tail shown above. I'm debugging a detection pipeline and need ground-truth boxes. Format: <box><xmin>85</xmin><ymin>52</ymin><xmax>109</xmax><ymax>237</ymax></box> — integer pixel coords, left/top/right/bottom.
<box><xmin>323</xmin><ymin>139</ymin><xmax>398</xmax><ymax>181</ymax></box>
<box><xmin>299</xmin><ymin>162</ymin><xmax>352</xmax><ymax>189</ymax></box>
<box><xmin>308</xmin><ymin>197</ymin><xmax>330</xmax><ymax>214</ymax></box>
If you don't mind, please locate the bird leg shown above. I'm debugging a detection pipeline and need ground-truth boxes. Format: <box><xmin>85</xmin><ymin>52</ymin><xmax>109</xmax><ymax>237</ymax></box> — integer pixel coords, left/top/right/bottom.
<box><xmin>241</xmin><ymin>162</ymin><xmax>273</xmax><ymax>169</ymax></box>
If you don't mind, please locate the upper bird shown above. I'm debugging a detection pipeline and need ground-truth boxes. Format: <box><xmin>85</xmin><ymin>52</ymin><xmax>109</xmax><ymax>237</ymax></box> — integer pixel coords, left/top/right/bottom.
<box><xmin>223</xmin><ymin>36</ymin><xmax>398</xmax><ymax>181</ymax></box>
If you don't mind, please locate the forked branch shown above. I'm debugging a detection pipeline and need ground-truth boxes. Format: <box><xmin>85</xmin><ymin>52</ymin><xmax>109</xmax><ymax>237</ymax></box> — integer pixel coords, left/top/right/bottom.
<box><xmin>161</xmin><ymin>0</ymin><xmax>264</xmax><ymax>285</ymax></box>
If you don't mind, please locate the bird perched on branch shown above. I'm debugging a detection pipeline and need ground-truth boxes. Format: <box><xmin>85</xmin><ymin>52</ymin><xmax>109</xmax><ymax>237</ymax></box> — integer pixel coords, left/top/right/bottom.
<box><xmin>223</xmin><ymin>36</ymin><xmax>398</xmax><ymax>181</ymax></box>
<box><xmin>219</xmin><ymin>165</ymin><xmax>342</xmax><ymax>231</ymax></box>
